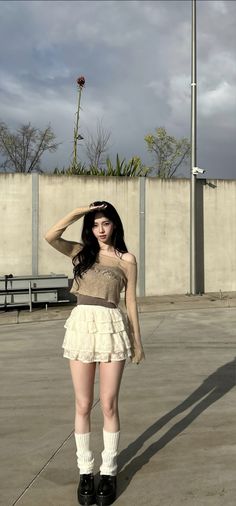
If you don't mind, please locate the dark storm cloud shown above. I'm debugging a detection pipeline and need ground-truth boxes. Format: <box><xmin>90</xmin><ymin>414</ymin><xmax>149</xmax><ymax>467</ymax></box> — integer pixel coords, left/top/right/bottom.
<box><xmin>0</xmin><ymin>0</ymin><xmax>235</xmax><ymax>177</ymax></box>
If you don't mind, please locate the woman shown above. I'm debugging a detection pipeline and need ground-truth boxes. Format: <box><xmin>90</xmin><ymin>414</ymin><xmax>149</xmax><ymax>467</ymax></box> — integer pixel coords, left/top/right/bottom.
<box><xmin>44</xmin><ymin>201</ymin><xmax>145</xmax><ymax>506</ymax></box>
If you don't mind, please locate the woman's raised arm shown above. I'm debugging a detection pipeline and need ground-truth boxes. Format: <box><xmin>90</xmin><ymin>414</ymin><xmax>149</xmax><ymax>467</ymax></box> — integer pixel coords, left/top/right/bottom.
<box><xmin>44</xmin><ymin>206</ymin><xmax>90</xmax><ymax>258</ymax></box>
<box><xmin>44</xmin><ymin>203</ymin><xmax>107</xmax><ymax>258</ymax></box>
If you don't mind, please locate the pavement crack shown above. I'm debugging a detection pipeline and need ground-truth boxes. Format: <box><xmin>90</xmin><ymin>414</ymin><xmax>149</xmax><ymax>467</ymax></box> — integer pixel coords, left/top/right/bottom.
<box><xmin>10</xmin><ymin>431</ymin><xmax>74</xmax><ymax>505</ymax></box>
<box><xmin>11</xmin><ymin>398</ymin><xmax>100</xmax><ymax>506</ymax></box>
<box><xmin>145</xmin><ymin>315</ymin><xmax>166</xmax><ymax>341</ymax></box>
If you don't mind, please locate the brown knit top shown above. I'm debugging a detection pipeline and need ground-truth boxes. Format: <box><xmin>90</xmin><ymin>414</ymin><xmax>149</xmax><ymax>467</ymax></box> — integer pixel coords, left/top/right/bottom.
<box><xmin>70</xmin><ymin>249</ymin><xmax>136</xmax><ymax>307</ymax></box>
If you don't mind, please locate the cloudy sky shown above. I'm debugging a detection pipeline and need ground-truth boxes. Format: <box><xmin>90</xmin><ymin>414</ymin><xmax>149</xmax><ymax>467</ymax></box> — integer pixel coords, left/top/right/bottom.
<box><xmin>0</xmin><ymin>0</ymin><xmax>235</xmax><ymax>178</ymax></box>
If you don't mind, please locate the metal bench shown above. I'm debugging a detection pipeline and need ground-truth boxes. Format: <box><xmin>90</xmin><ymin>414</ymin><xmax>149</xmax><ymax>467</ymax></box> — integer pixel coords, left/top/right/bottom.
<box><xmin>0</xmin><ymin>274</ymin><xmax>69</xmax><ymax>312</ymax></box>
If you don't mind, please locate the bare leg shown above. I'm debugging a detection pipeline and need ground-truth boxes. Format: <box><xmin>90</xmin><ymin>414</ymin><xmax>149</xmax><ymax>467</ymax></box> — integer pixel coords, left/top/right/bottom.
<box><xmin>98</xmin><ymin>360</ymin><xmax>125</xmax><ymax>478</ymax></box>
<box><xmin>69</xmin><ymin>360</ymin><xmax>96</xmax><ymax>433</ymax></box>
<box><xmin>99</xmin><ymin>360</ymin><xmax>126</xmax><ymax>432</ymax></box>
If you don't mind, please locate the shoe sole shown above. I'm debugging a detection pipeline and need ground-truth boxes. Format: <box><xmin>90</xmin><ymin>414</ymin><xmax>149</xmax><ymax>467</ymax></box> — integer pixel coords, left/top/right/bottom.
<box><xmin>95</xmin><ymin>493</ymin><xmax>116</xmax><ymax>506</ymax></box>
<box><xmin>78</xmin><ymin>492</ymin><xmax>96</xmax><ymax>505</ymax></box>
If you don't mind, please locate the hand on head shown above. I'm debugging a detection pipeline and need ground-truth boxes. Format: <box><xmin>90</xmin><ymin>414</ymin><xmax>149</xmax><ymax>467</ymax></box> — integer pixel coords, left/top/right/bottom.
<box><xmin>89</xmin><ymin>202</ymin><xmax>107</xmax><ymax>211</ymax></box>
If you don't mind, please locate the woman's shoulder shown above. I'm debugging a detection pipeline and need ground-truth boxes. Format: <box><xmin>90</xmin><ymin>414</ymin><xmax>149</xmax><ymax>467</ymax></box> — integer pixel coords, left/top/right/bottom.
<box><xmin>120</xmin><ymin>252</ymin><xmax>137</xmax><ymax>265</ymax></box>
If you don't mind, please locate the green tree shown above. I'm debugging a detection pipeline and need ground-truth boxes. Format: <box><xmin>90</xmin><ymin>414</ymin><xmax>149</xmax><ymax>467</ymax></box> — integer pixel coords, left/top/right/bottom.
<box><xmin>0</xmin><ymin>121</ymin><xmax>59</xmax><ymax>173</ymax></box>
<box><xmin>144</xmin><ymin>127</ymin><xmax>191</xmax><ymax>178</ymax></box>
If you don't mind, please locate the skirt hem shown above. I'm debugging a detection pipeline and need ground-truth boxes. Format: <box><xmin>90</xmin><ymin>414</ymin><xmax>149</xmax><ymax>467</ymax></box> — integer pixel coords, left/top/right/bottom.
<box><xmin>63</xmin><ymin>349</ymin><xmax>132</xmax><ymax>363</ymax></box>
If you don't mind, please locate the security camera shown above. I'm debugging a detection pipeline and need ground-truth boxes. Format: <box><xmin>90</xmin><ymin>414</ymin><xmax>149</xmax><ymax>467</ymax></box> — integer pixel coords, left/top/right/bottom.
<box><xmin>192</xmin><ymin>167</ymin><xmax>206</xmax><ymax>175</ymax></box>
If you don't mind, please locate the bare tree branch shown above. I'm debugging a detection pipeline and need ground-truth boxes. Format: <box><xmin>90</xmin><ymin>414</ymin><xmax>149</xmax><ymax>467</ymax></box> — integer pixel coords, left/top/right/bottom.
<box><xmin>84</xmin><ymin>119</ymin><xmax>111</xmax><ymax>168</ymax></box>
<box><xmin>0</xmin><ymin>121</ymin><xmax>60</xmax><ymax>173</ymax></box>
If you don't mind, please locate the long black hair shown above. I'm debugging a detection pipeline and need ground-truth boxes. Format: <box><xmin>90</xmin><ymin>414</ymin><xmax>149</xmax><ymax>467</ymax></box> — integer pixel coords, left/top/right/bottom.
<box><xmin>72</xmin><ymin>200</ymin><xmax>128</xmax><ymax>279</ymax></box>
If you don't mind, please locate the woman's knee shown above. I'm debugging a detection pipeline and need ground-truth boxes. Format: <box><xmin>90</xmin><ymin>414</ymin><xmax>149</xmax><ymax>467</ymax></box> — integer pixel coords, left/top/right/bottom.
<box><xmin>75</xmin><ymin>397</ymin><xmax>93</xmax><ymax>417</ymax></box>
<box><xmin>100</xmin><ymin>397</ymin><xmax>118</xmax><ymax>418</ymax></box>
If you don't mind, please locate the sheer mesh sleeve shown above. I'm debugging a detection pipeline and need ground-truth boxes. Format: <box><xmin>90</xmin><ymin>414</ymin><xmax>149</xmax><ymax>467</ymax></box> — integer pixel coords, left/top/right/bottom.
<box><xmin>44</xmin><ymin>208</ymin><xmax>86</xmax><ymax>258</ymax></box>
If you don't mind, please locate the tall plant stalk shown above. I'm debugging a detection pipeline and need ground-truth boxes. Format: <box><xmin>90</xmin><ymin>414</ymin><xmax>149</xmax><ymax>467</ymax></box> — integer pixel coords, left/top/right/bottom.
<box><xmin>72</xmin><ymin>76</ymin><xmax>85</xmax><ymax>168</ymax></box>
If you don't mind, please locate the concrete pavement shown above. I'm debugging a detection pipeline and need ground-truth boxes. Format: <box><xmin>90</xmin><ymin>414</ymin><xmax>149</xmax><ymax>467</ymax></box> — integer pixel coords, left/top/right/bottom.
<box><xmin>0</xmin><ymin>296</ymin><xmax>236</xmax><ymax>506</ymax></box>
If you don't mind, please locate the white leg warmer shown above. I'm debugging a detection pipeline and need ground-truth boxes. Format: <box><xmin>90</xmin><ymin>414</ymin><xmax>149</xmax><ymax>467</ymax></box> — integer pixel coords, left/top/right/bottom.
<box><xmin>74</xmin><ymin>432</ymin><xmax>94</xmax><ymax>474</ymax></box>
<box><xmin>99</xmin><ymin>428</ymin><xmax>120</xmax><ymax>476</ymax></box>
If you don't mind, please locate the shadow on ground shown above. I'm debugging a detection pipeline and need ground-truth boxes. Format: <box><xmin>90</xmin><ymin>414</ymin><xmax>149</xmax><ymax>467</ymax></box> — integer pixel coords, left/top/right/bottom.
<box><xmin>107</xmin><ymin>358</ymin><xmax>236</xmax><ymax>498</ymax></box>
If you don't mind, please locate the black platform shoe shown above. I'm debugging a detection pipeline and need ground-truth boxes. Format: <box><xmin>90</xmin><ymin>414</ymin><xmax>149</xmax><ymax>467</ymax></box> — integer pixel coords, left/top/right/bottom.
<box><xmin>96</xmin><ymin>475</ymin><xmax>117</xmax><ymax>506</ymax></box>
<box><xmin>77</xmin><ymin>473</ymin><xmax>96</xmax><ymax>505</ymax></box>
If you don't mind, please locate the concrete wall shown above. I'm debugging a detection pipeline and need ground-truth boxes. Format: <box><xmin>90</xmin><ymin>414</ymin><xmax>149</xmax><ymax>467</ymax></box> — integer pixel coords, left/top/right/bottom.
<box><xmin>204</xmin><ymin>180</ymin><xmax>236</xmax><ymax>292</ymax></box>
<box><xmin>146</xmin><ymin>178</ymin><xmax>190</xmax><ymax>295</ymax></box>
<box><xmin>1</xmin><ymin>174</ymin><xmax>236</xmax><ymax>295</ymax></box>
<box><xmin>1</xmin><ymin>174</ymin><xmax>32</xmax><ymax>275</ymax></box>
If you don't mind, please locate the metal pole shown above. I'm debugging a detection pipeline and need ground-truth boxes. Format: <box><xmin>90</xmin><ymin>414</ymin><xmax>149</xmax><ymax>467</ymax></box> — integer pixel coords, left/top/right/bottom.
<box><xmin>29</xmin><ymin>281</ymin><xmax>32</xmax><ymax>312</ymax></box>
<box><xmin>139</xmin><ymin>177</ymin><xmax>146</xmax><ymax>297</ymax></box>
<box><xmin>32</xmin><ymin>172</ymin><xmax>39</xmax><ymax>276</ymax></box>
<box><xmin>190</xmin><ymin>0</ymin><xmax>197</xmax><ymax>294</ymax></box>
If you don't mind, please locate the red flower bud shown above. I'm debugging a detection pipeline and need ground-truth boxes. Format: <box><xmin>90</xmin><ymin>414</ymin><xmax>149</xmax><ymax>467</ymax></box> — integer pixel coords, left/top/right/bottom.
<box><xmin>77</xmin><ymin>76</ymin><xmax>85</xmax><ymax>87</ymax></box>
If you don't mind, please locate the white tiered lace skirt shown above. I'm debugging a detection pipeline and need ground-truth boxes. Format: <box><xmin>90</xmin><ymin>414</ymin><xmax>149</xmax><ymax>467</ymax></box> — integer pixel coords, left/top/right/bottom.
<box><xmin>62</xmin><ymin>304</ymin><xmax>132</xmax><ymax>363</ymax></box>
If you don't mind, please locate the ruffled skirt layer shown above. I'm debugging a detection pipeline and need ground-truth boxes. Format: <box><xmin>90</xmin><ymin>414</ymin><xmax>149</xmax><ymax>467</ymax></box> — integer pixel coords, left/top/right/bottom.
<box><xmin>62</xmin><ymin>304</ymin><xmax>132</xmax><ymax>363</ymax></box>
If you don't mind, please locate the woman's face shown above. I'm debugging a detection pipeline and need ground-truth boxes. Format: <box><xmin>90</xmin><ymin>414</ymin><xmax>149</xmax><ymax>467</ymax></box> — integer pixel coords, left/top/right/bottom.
<box><xmin>92</xmin><ymin>212</ymin><xmax>115</xmax><ymax>246</ymax></box>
